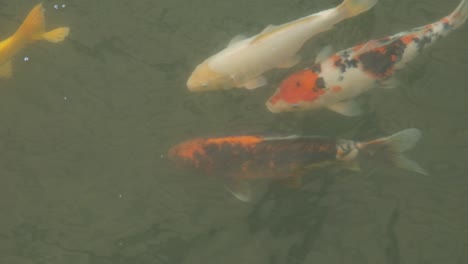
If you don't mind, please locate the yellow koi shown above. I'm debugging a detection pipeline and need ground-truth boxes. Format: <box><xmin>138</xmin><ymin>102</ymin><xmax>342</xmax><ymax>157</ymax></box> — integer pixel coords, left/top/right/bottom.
<box><xmin>0</xmin><ymin>3</ymin><xmax>70</xmax><ymax>78</ymax></box>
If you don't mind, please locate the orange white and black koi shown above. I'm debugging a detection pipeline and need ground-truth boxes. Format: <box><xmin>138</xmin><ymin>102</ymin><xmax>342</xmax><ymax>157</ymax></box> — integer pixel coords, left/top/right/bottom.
<box><xmin>168</xmin><ymin>129</ymin><xmax>426</xmax><ymax>201</ymax></box>
<box><xmin>266</xmin><ymin>0</ymin><xmax>468</xmax><ymax>114</ymax></box>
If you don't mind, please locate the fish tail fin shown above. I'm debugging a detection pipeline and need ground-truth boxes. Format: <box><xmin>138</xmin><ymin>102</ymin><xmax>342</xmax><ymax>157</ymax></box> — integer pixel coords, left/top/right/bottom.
<box><xmin>41</xmin><ymin>27</ymin><xmax>70</xmax><ymax>43</ymax></box>
<box><xmin>447</xmin><ymin>0</ymin><xmax>468</xmax><ymax>29</ymax></box>
<box><xmin>13</xmin><ymin>4</ymin><xmax>69</xmax><ymax>43</ymax></box>
<box><xmin>362</xmin><ymin>128</ymin><xmax>428</xmax><ymax>175</ymax></box>
<box><xmin>337</xmin><ymin>0</ymin><xmax>379</xmax><ymax>18</ymax></box>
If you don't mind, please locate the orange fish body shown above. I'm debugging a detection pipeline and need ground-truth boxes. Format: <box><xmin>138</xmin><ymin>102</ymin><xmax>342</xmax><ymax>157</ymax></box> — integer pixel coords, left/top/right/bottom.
<box><xmin>267</xmin><ymin>0</ymin><xmax>468</xmax><ymax>115</ymax></box>
<box><xmin>168</xmin><ymin>129</ymin><xmax>426</xmax><ymax>201</ymax></box>
<box><xmin>168</xmin><ymin>135</ymin><xmax>336</xmax><ymax>180</ymax></box>
<box><xmin>0</xmin><ymin>4</ymin><xmax>70</xmax><ymax>78</ymax></box>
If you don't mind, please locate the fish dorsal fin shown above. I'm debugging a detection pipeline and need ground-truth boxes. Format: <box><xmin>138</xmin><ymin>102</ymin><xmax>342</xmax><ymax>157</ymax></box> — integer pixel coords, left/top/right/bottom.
<box><xmin>250</xmin><ymin>24</ymin><xmax>280</xmax><ymax>44</ymax></box>
<box><xmin>252</xmin><ymin>14</ymin><xmax>319</xmax><ymax>44</ymax></box>
<box><xmin>263</xmin><ymin>135</ymin><xmax>301</xmax><ymax>141</ymax></box>
<box><xmin>228</xmin><ymin>34</ymin><xmax>247</xmax><ymax>47</ymax></box>
<box><xmin>260</xmin><ymin>24</ymin><xmax>278</xmax><ymax>34</ymax></box>
<box><xmin>353</xmin><ymin>40</ymin><xmax>383</xmax><ymax>56</ymax></box>
<box><xmin>353</xmin><ymin>34</ymin><xmax>405</xmax><ymax>57</ymax></box>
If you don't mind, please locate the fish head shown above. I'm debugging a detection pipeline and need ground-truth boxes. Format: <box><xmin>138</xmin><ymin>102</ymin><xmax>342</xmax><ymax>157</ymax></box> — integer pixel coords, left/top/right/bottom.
<box><xmin>167</xmin><ymin>138</ymin><xmax>207</xmax><ymax>168</ymax></box>
<box><xmin>266</xmin><ymin>69</ymin><xmax>325</xmax><ymax>113</ymax></box>
<box><xmin>187</xmin><ymin>61</ymin><xmax>234</xmax><ymax>91</ymax></box>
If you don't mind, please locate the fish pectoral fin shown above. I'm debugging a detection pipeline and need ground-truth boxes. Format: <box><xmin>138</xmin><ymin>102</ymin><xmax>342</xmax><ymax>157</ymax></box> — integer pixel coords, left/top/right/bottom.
<box><xmin>315</xmin><ymin>45</ymin><xmax>335</xmax><ymax>63</ymax></box>
<box><xmin>342</xmin><ymin>160</ymin><xmax>361</xmax><ymax>172</ymax></box>
<box><xmin>224</xmin><ymin>178</ymin><xmax>252</xmax><ymax>202</ymax></box>
<box><xmin>304</xmin><ymin>160</ymin><xmax>335</xmax><ymax>170</ymax></box>
<box><xmin>326</xmin><ymin>100</ymin><xmax>363</xmax><ymax>116</ymax></box>
<box><xmin>379</xmin><ymin>77</ymin><xmax>400</xmax><ymax>89</ymax></box>
<box><xmin>0</xmin><ymin>61</ymin><xmax>13</xmax><ymax>78</ymax></box>
<box><xmin>242</xmin><ymin>75</ymin><xmax>267</xmax><ymax>90</ymax></box>
<box><xmin>276</xmin><ymin>54</ymin><xmax>301</xmax><ymax>69</ymax></box>
<box><xmin>228</xmin><ymin>34</ymin><xmax>247</xmax><ymax>47</ymax></box>
<box><xmin>282</xmin><ymin>174</ymin><xmax>303</xmax><ymax>189</ymax></box>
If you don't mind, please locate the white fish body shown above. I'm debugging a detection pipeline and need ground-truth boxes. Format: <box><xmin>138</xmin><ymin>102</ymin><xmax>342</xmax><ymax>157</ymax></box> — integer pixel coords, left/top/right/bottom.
<box><xmin>187</xmin><ymin>0</ymin><xmax>378</xmax><ymax>92</ymax></box>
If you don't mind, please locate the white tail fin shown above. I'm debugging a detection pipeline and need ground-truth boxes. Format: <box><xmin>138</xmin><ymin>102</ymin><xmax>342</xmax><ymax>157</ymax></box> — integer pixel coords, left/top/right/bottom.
<box><xmin>448</xmin><ymin>0</ymin><xmax>468</xmax><ymax>29</ymax></box>
<box><xmin>338</xmin><ymin>0</ymin><xmax>379</xmax><ymax>17</ymax></box>
<box><xmin>364</xmin><ymin>128</ymin><xmax>427</xmax><ymax>175</ymax></box>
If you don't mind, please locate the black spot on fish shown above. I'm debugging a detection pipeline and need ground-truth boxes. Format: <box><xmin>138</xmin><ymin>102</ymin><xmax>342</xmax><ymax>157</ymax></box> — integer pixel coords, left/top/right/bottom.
<box><xmin>358</xmin><ymin>39</ymin><xmax>407</xmax><ymax>78</ymax></box>
<box><xmin>345</xmin><ymin>58</ymin><xmax>359</xmax><ymax>68</ymax></box>
<box><xmin>334</xmin><ymin>58</ymin><xmax>346</xmax><ymax>73</ymax></box>
<box><xmin>338</xmin><ymin>76</ymin><xmax>344</xmax><ymax>82</ymax></box>
<box><xmin>203</xmin><ymin>143</ymin><xmax>250</xmax><ymax>172</ymax></box>
<box><xmin>310</xmin><ymin>63</ymin><xmax>321</xmax><ymax>73</ymax></box>
<box><xmin>359</xmin><ymin>52</ymin><xmax>394</xmax><ymax>78</ymax></box>
<box><xmin>315</xmin><ymin>77</ymin><xmax>326</xmax><ymax>89</ymax></box>
<box><xmin>415</xmin><ymin>36</ymin><xmax>432</xmax><ymax>50</ymax></box>
<box><xmin>443</xmin><ymin>22</ymin><xmax>452</xmax><ymax>30</ymax></box>
<box><xmin>342</xmin><ymin>51</ymin><xmax>350</xmax><ymax>59</ymax></box>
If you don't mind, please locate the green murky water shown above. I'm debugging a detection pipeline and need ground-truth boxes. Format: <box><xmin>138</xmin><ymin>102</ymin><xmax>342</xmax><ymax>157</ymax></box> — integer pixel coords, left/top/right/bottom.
<box><xmin>1</xmin><ymin>0</ymin><xmax>467</xmax><ymax>263</ymax></box>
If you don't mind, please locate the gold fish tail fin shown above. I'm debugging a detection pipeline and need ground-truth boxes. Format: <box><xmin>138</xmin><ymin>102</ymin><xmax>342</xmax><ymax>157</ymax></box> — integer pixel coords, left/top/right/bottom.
<box><xmin>337</xmin><ymin>0</ymin><xmax>378</xmax><ymax>18</ymax></box>
<box><xmin>362</xmin><ymin>128</ymin><xmax>427</xmax><ymax>175</ymax></box>
<box><xmin>13</xmin><ymin>4</ymin><xmax>69</xmax><ymax>43</ymax></box>
<box><xmin>41</xmin><ymin>27</ymin><xmax>70</xmax><ymax>43</ymax></box>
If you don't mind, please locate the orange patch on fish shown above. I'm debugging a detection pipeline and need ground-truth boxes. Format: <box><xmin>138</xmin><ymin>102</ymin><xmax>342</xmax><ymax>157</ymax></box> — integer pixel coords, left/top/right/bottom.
<box><xmin>441</xmin><ymin>17</ymin><xmax>450</xmax><ymax>24</ymax></box>
<box><xmin>375</xmin><ymin>46</ymin><xmax>387</xmax><ymax>54</ymax></box>
<box><xmin>331</xmin><ymin>54</ymin><xmax>342</xmax><ymax>65</ymax></box>
<box><xmin>352</xmin><ymin>43</ymin><xmax>366</xmax><ymax>52</ymax></box>
<box><xmin>206</xmin><ymin>136</ymin><xmax>263</xmax><ymax>147</ymax></box>
<box><xmin>331</xmin><ymin>85</ymin><xmax>342</xmax><ymax>92</ymax></box>
<box><xmin>269</xmin><ymin>69</ymin><xmax>323</xmax><ymax>104</ymax></box>
<box><xmin>319</xmin><ymin>144</ymin><xmax>330</xmax><ymax>152</ymax></box>
<box><xmin>168</xmin><ymin>138</ymin><xmax>207</xmax><ymax>167</ymax></box>
<box><xmin>401</xmin><ymin>34</ymin><xmax>415</xmax><ymax>44</ymax></box>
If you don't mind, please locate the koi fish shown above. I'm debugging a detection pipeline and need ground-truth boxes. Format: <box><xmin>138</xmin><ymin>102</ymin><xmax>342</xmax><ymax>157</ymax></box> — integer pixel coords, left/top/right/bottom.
<box><xmin>0</xmin><ymin>3</ymin><xmax>70</xmax><ymax>78</ymax></box>
<box><xmin>168</xmin><ymin>128</ymin><xmax>426</xmax><ymax>201</ymax></box>
<box><xmin>186</xmin><ymin>0</ymin><xmax>378</xmax><ymax>92</ymax></box>
<box><xmin>266</xmin><ymin>0</ymin><xmax>468</xmax><ymax>115</ymax></box>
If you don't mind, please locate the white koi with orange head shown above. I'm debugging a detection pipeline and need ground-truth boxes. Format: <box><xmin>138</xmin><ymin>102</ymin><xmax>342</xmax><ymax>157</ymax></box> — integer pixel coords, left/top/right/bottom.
<box><xmin>0</xmin><ymin>4</ymin><xmax>70</xmax><ymax>78</ymax></box>
<box><xmin>187</xmin><ymin>0</ymin><xmax>378</xmax><ymax>92</ymax></box>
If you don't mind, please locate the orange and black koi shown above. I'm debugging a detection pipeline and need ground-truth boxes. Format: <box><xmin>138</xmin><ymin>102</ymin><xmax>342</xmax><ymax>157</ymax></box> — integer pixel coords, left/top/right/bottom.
<box><xmin>168</xmin><ymin>129</ymin><xmax>426</xmax><ymax>201</ymax></box>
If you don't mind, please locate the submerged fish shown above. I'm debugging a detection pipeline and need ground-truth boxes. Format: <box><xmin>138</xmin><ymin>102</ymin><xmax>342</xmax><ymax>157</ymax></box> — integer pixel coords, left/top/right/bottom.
<box><xmin>0</xmin><ymin>3</ymin><xmax>70</xmax><ymax>78</ymax></box>
<box><xmin>186</xmin><ymin>0</ymin><xmax>378</xmax><ymax>92</ymax></box>
<box><xmin>168</xmin><ymin>129</ymin><xmax>426</xmax><ymax>201</ymax></box>
<box><xmin>266</xmin><ymin>0</ymin><xmax>468</xmax><ymax>115</ymax></box>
